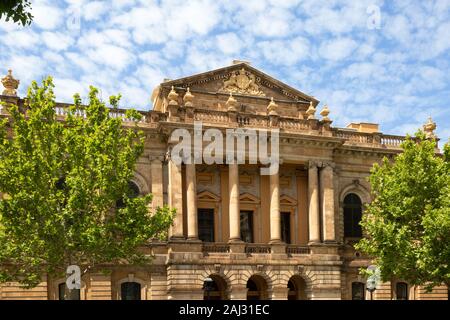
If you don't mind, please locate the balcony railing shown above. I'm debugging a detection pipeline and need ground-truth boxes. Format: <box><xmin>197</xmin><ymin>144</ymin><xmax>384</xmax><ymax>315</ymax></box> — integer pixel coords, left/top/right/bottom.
<box><xmin>194</xmin><ymin>109</ymin><xmax>229</xmax><ymax>125</ymax></box>
<box><xmin>380</xmin><ymin>134</ymin><xmax>405</xmax><ymax>147</ymax></box>
<box><xmin>245</xmin><ymin>244</ymin><xmax>271</xmax><ymax>254</ymax></box>
<box><xmin>202</xmin><ymin>243</ymin><xmax>230</xmax><ymax>254</ymax></box>
<box><xmin>286</xmin><ymin>245</ymin><xmax>311</xmax><ymax>255</ymax></box>
<box><xmin>0</xmin><ymin>95</ymin><xmax>409</xmax><ymax>150</ymax></box>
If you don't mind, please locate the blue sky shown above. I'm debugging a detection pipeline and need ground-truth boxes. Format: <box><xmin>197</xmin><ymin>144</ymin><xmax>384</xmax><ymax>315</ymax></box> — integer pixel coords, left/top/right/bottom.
<box><xmin>0</xmin><ymin>0</ymin><xmax>449</xmax><ymax>140</ymax></box>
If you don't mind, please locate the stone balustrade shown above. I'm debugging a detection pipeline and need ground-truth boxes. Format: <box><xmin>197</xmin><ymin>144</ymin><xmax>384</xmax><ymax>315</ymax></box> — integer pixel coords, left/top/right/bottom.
<box><xmin>0</xmin><ymin>95</ymin><xmax>408</xmax><ymax>149</ymax></box>
<box><xmin>334</xmin><ymin>129</ymin><xmax>405</xmax><ymax>149</ymax></box>
<box><xmin>286</xmin><ymin>245</ymin><xmax>311</xmax><ymax>255</ymax></box>
<box><xmin>202</xmin><ymin>242</ymin><xmax>231</xmax><ymax>254</ymax></box>
<box><xmin>194</xmin><ymin>109</ymin><xmax>229</xmax><ymax>124</ymax></box>
<box><xmin>245</xmin><ymin>244</ymin><xmax>272</xmax><ymax>254</ymax></box>
<box><xmin>381</xmin><ymin>134</ymin><xmax>406</xmax><ymax>147</ymax></box>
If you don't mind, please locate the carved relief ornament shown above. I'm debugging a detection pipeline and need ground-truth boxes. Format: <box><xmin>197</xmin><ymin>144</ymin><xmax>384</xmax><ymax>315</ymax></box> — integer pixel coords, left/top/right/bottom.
<box><xmin>219</xmin><ymin>68</ymin><xmax>266</xmax><ymax>97</ymax></box>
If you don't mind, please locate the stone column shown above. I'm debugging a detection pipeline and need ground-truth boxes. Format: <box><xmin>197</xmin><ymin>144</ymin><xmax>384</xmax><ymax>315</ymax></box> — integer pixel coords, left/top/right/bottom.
<box><xmin>320</xmin><ymin>163</ymin><xmax>336</xmax><ymax>243</ymax></box>
<box><xmin>269</xmin><ymin>171</ymin><xmax>281</xmax><ymax>243</ymax></box>
<box><xmin>168</xmin><ymin>157</ymin><xmax>184</xmax><ymax>239</ymax></box>
<box><xmin>186</xmin><ymin>163</ymin><xmax>198</xmax><ymax>240</ymax></box>
<box><xmin>308</xmin><ymin>161</ymin><xmax>320</xmax><ymax>244</ymax></box>
<box><xmin>150</xmin><ymin>158</ymin><xmax>164</xmax><ymax>208</ymax></box>
<box><xmin>228</xmin><ymin>163</ymin><xmax>241</xmax><ymax>242</ymax></box>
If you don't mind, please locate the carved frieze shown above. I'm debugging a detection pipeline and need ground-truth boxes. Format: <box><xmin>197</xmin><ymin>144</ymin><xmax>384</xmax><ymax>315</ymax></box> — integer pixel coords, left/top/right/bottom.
<box><xmin>219</xmin><ymin>68</ymin><xmax>266</xmax><ymax>97</ymax></box>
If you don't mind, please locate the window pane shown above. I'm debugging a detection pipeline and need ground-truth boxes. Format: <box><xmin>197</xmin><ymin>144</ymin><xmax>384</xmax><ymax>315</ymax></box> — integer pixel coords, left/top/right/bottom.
<box><xmin>281</xmin><ymin>212</ymin><xmax>291</xmax><ymax>244</ymax></box>
<box><xmin>198</xmin><ymin>208</ymin><xmax>215</xmax><ymax>242</ymax></box>
<box><xmin>121</xmin><ymin>282</ymin><xmax>141</xmax><ymax>300</ymax></box>
<box><xmin>240</xmin><ymin>211</ymin><xmax>253</xmax><ymax>243</ymax></box>
<box><xmin>58</xmin><ymin>283</ymin><xmax>80</xmax><ymax>300</ymax></box>
<box><xmin>352</xmin><ymin>282</ymin><xmax>365</xmax><ymax>300</ymax></box>
<box><xmin>396</xmin><ymin>282</ymin><xmax>408</xmax><ymax>300</ymax></box>
<box><xmin>344</xmin><ymin>194</ymin><xmax>363</xmax><ymax>238</ymax></box>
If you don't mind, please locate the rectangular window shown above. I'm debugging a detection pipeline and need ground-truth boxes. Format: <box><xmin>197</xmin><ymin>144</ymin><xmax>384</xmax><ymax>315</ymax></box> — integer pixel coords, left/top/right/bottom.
<box><xmin>198</xmin><ymin>208</ymin><xmax>215</xmax><ymax>242</ymax></box>
<box><xmin>58</xmin><ymin>283</ymin><xmax>80</xmax><ymax>300</ymax></box>
<box><xmin>240</xmin><ymin>210</ymin><xmax>253</xmax><ymax>243</ymax></box>
<box><xmin>351</xmin><ymin>282</ymin><xmax>365</xmax><ymax>300</ymax></box>
<box><xmin>281</xmin><ymin>212</ymin><xmax>291</xmax><ymax>244</ymax></box>
<box><xmin>396</xmin><ymin>282</ymin><xmax>408</xmax><ymax>300</ymax></box>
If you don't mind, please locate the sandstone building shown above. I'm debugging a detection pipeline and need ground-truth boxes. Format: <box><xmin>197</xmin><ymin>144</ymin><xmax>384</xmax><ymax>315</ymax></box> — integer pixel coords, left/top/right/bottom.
<box><xmin>0</xmin><ymin>62</ymin><xmax>447</xmax><ymax>300</ymax></box>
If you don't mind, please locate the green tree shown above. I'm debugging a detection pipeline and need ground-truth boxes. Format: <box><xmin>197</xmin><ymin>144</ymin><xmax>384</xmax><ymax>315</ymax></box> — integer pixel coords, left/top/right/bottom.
<box><xmin>0</xmin><ymin>0</ymin><xmax>33</xmax><ymax>26</ymax></box>
<box><xmin>0</xmin><ymin>78</ymin><xmax>174</xmax><ymax>292</ymax></box>
<box><xmin>356</xmin><ymin>132</ymin><xmax>450</xmax><ymax>290</ymax></box>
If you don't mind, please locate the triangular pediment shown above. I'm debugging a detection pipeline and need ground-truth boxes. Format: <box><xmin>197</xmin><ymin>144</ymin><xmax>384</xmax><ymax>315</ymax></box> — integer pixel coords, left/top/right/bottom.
<box><xmin>197</xmin><ymin>191</ymin><xmax>220</xmax><ymax>202</ymax></box>
<box><xmin>280</xmin><ymin>195</ymin><xmax>298</xmax><ymax>206</ymax></box>
<box><xmin>239</xmin><ymin>192</ymin><xmax>260</xmax><ymax>204</ymax></box>
<box><xmin>152</xmin><ymin>62</ymin><xmax>319</xmax><ymax>111</ymax></box>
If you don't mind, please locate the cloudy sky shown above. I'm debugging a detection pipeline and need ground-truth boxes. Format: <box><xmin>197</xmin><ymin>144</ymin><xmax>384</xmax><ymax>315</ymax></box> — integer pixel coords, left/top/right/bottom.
<box><xmin>0</xmin><ymin>0</ymin><xmax>449</xmax><ymax>139</ymax></box>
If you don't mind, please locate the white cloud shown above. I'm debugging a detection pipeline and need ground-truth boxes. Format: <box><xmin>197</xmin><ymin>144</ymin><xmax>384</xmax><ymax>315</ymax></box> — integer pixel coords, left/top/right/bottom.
<box><xmin>342</xmin><ymin>62</ymin><xmax>384</xmax><ymax>80</ymax></box>
<box><xmin>258</xmin><ymin>37</ymin><xmax>310</xmax><ymax>66</ymax></box>
<box><xmin>3</xmin><ymin>30</ymin><xmax>40</xmax><ymax>49</ymax></box>
<box><xmin>216</xmin><ymin>33</ymin><xmax>243</xmax><ymax>55</ymax></box>
<box><xmin>42</xmin><ymin>32</ymin><xmax>74</xmax><ymax>51</ymax></box>
<box><xmin>86</xmin><ymin>44</ymin><xmax>134</xmax><ymax>71</ymax></box>
<box><xmin>248</xmin><ymin>7</ymin><xmax>293</xmax><ymax>37</ymax></box>
<box><xmin>83</xmin><ymin>1</ymin><xmax>108</xmax><ymax>21</ymax></box>
<box><xmin>319</xmin><ymin>38</ymin><xmax>358</xmax><ymax>61</ymax></box>
<box><xmin>384</xmin><ymin>15</ymin><xmax>412</xmax><ymax>44</ymax></box>
<box><xmin>53</xmin><ymin>77</ymin><xmax>86</xmax><ymax>102</ymax></box>
<box><xmin>33</xmin><ymin>3</ymin><xmax>64</xmax><ymax>30</ymax></box>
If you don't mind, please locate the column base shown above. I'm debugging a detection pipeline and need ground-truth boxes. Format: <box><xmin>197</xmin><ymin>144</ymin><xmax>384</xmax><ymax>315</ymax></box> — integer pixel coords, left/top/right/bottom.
<box><xmin>270</xmin><ymin>242</ymin><xmax>287</xmax><ymax>258</ymax></box>
<box><xmin>169</xmin><ymin>236</ymin><xmax>186</xmax><ymax>242</ymax></box>
<box><xmin>228</xmin><ymin>240</ymin><xmax>246</xmax><ymax>257</ymax></box>
<box><xmin>187</xmin><ymin>237</ymin><xmax>201</xmax><ymax>242</ymax></box>
<box><xmin>269</xmin><ymin>239</ymin><xmax>282</xmax><ymax>244</ymax></box>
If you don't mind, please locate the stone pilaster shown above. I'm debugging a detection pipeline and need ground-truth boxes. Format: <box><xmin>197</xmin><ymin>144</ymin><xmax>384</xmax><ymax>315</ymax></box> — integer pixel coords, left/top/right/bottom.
<box><xmin>228</xmin><ymin>163</ymin><xmax>241</xmax><ymax>242</ymax></box>
<box><xmin>320</xmin><ymin>162</ymin><xmax>336</xmax><ymax>243</ymax></box>
<box><xmin>308</xmin><ymin>161</ymin><xmax>320</xmax><ymax>244</ymax></box>
<box><xmin>186</xmin><ymin>163</ymin><xmax>198</xmax><ymax>240</ymax></box>
<box><xmin>168</xmin><ymin>157</ymin><xmax>184</xmax><ymax>239</ymax></box>
<box><xmin>150</xmin><ymin>158</ymin><xmax>164</xmax><ymax>208</ymax></box>
<box><xmin>269</xmin><ymin>170</ymin><xmax>281</xmax><ymax>243</ymax></box>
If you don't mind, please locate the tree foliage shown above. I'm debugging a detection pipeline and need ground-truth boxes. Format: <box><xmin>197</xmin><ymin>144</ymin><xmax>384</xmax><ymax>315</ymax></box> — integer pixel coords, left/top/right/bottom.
<box><xmin>0</xmin><ymin>78</ymin><xmax>174</xmax><ymax>288</ymax></box>
<box><xmin>0</xmin><ymin>0</ymin><xmax>33</xmax><ymax>26</ymax></box>
<box><xmin>356</xmin><ymin>132</ymin><xmax>450</xmax><ymax>289</ymax></box>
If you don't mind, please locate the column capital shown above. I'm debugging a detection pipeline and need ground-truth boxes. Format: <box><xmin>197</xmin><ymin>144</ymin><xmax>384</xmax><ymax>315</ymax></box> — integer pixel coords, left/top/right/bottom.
<box><xmin>310</xmin><ymin>160</ymin><xmax>335</xmax><ymax>169</ymax></box>
<box><xmin>308</xmin><ymin>160</ymin><xmax>319</xmax><ymax>169</ymax></box>
<box><xmin>321</xmin><ymin>161</ymin><xmax>335</xmax><ymax>169</ymax></box>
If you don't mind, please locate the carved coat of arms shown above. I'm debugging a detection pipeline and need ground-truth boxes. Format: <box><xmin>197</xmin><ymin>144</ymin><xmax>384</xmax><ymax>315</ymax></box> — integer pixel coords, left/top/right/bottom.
<box><xmin>219</xmin><ymin>68</ymin><xmax>265</xmax><ymax>96</ymax></box>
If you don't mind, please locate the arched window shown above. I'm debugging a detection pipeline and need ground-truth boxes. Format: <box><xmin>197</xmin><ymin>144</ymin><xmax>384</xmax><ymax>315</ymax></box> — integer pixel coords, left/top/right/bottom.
<box><xmin>351</xmin><ymin>282</ymin><xmax>365</xmax><ymax>300</ymax></box>
<box><xmin>58</xmin><ymin>283</ymin><xmax>80</xmax><ymax>300</ymax></box>
<box><xmin>116</xmin><ymin>181</ymin><xmax>140</xmax><ymax>208</ymax></box>
<box><xmin>344</xmin><ymin>193</ymin><xmax>363</xmax><ymax>238</ymax></box>
<box><xmin>396</xmin><ymin>282</ymin><xmax>408</xmax><ymax>300</ymax></box>
<box><xmin>287</xmin><ymin>276</ymin><xmax>307</xmax><ymax>300</ymax></box>
<box><xmin>121</xmin><ymin>282</ymin><xmax>141</xmax><ymax>300</ymax></box>
<box><xmin>246</xmin><ymin>275</ymin><xmax>268</xmax><ymax>300</ymax></box>
<box><xmin>203</xmin><ymin>275</ymin><xmax>228</xmax><ymax>300</ymax></box>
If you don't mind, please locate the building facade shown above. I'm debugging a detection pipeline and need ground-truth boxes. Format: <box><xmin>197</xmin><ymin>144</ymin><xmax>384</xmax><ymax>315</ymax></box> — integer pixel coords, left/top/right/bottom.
<box><xmin>0</xmin><ymin>62</ymin><xmax>447</xmax><ymax>300</ymax></box>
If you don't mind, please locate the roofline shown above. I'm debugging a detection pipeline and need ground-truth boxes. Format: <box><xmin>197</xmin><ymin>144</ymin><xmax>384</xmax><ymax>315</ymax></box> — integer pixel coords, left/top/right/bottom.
<box><xmin>160</xmin><ymin>62</ymin><xmax>320</xmax><ymax>106</ymax></box>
